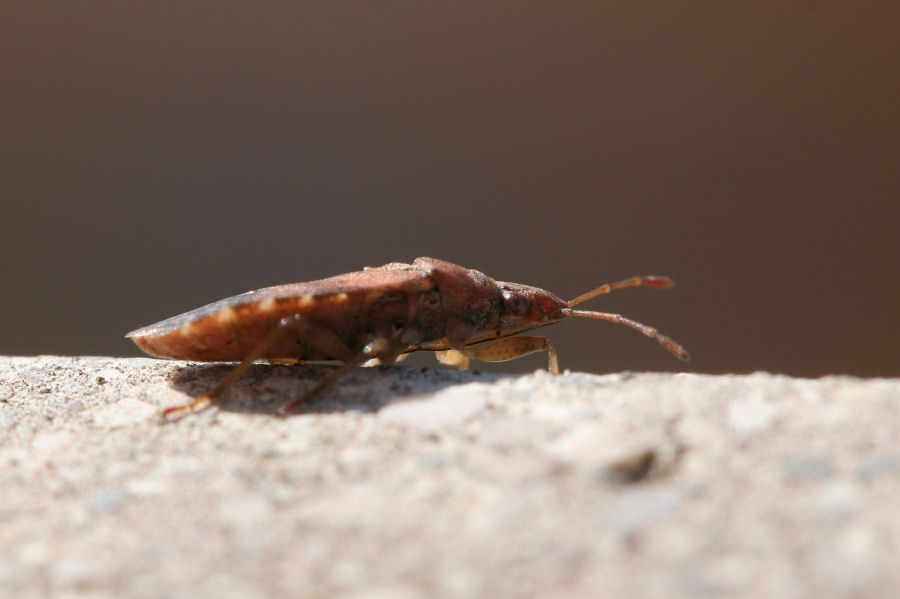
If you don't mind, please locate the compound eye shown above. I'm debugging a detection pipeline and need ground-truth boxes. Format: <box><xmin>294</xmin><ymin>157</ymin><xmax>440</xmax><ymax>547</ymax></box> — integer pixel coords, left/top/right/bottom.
<box><xmin>503</xmin><ymin>290</ymin><xmax>531</xmax><ymax>316</ymax></box>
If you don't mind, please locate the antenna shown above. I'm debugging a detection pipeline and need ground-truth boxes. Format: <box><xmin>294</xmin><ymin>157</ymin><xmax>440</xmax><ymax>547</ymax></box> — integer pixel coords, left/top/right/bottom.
<box><xmin>566</xmin><ymin>275</ymin><xmax>688</xmax><ymax>361</ymax></box>
<box><xmin>567</xmin><ymin>309</ymin><xmax>690</xmax><ymax>361</ymax></box>
<box><xmin>568</xmin><ymin>275</ymin><xmax>673</xmax><ymax>307</ymax></box>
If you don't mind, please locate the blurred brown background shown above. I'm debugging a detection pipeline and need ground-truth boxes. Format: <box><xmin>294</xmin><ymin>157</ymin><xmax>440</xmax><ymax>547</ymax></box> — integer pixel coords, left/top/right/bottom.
<box><xmin>2</xmin><ymin>2</ymin><xmax>898</xmax><ymax>377</ymax></box>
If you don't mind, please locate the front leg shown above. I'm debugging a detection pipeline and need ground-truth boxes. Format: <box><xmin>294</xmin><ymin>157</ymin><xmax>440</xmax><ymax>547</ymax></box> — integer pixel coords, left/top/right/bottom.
<box><xmin>436</xmin><ymin>336</ymin><xmax>560</xmax><ymax>375</ymax></box>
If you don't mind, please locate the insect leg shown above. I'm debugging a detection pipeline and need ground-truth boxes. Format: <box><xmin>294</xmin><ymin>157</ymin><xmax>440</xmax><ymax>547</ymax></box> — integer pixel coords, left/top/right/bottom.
<box><xmin>437</xmin><ymin>336</ymin><xmax>560</xmax><ymax>375</ymax></box>
<box><xmin>278</xmin><ymin>337</ymin><xmax>394</xmax><ymax>415</ymax></box>
<box><xmin>162</xmin><ymin>314</ymin><xmax>354</xmax><ymax>419</ymax></box>
<box><xmin>363</xmin><ymin>352</ymin><xmax>410</xmax><ymax>367</ymax></box>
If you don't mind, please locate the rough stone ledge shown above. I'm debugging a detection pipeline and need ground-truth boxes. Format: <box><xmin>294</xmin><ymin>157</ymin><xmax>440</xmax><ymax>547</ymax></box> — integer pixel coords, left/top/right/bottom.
<box><xmin>1</xmin><ymin>356</ymin><xmax>898</xmax><ymax>598</ymax></box>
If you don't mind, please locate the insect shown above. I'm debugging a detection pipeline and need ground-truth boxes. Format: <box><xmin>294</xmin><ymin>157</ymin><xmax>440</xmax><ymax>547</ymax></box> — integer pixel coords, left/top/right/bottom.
<box><xmin>127</xmin><ymin>257</ymin><xmax>689</xmax><ymax>418</ymax></box>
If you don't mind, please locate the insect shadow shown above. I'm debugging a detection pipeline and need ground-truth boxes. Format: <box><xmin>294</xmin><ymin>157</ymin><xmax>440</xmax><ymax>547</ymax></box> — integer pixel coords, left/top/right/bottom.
<box><xmin>168</xmin><ymin>362</ymin><xmax>503</xmax><ymax>416</ymax></box>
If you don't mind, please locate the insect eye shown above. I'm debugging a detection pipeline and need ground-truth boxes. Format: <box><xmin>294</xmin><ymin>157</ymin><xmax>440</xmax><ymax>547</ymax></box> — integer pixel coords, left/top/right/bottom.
<box><xmin>503</xmin><ymin>291</ymin><xmax>531</xmax><ymax>316</ymax></box>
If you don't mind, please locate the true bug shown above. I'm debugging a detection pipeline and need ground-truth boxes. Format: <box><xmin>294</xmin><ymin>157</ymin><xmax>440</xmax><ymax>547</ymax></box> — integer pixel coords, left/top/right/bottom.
<box><xmin>127</xmin><ymin>257</ymin><xmax>689</xmax><ymax>417</ymax></box>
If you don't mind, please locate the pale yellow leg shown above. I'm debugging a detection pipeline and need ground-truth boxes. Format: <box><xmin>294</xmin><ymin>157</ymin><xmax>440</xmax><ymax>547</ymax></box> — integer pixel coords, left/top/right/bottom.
<box><xmin>363</xmin><ymin>352</ymin><xmax>410</xmax><ymax>367</ymax></box>
<box><xmin>437</xmin><ymin>336</ymin><xmax>560</xmax><ymax>375</ymax></box>
<box><xmin>436</xmin><ymin>348</ymin><xmax>469</xmax><ymax>370</ymax></box>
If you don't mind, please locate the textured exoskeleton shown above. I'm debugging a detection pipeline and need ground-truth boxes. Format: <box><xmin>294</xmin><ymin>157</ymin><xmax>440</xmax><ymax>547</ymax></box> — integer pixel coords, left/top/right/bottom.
<box><xmin>128</xmin><ymin>257</ymin><xmax>688</xmax><ymax>417</ymax></box>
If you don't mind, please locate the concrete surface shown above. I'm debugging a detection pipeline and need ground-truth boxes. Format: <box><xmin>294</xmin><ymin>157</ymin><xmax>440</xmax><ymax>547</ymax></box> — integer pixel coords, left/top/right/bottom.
<box><xmin>1</xmin><ymin>356</ymin><xmax>898</xmax><ymax>598</ymax></box>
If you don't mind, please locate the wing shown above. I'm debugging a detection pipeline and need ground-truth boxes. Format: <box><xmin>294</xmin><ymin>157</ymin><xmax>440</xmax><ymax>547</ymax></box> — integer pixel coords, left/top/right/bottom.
<box><xmin>127</xmin><ymin>265</ymin><xmax>436</xmax><ymax>361</ymax></box>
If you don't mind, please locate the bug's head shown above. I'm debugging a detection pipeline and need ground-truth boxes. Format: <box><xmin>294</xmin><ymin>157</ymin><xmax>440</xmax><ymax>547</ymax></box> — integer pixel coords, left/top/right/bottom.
<box><xmin>497</xmin><ymin>282</ymin><xmax>569</xmax><ymax>330</ymax></box>
<box><xmin>499</xmin><ymin>274</ymin><xmax>690</xmax><ymax>362</ymax></box>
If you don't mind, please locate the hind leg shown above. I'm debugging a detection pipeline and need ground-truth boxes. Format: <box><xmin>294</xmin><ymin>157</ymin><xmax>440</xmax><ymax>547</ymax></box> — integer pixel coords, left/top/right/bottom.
<box><xmin>277</xmin><ymin>337</ymin><xmax>401</xmax><ymax>415</ymax></box>
<box><xmin>162</xmin><ymin>314</ymin><xmax>355</xmax><ymax>420</ymax></box>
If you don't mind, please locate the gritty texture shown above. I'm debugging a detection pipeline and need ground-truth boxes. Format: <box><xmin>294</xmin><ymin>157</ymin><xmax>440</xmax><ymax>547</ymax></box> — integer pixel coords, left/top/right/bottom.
<box><xmin>1</xmin><ymin>356</ymin><xmax>899</xmax><ymax>599</ymax></box>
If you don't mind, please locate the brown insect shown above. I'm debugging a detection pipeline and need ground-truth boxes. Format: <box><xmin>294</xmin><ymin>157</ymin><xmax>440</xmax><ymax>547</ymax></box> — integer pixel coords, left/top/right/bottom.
<box><xmin>127</xmin><ymin>257</ymin><xmax>689</xmax><ymax>417</ymax></box>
